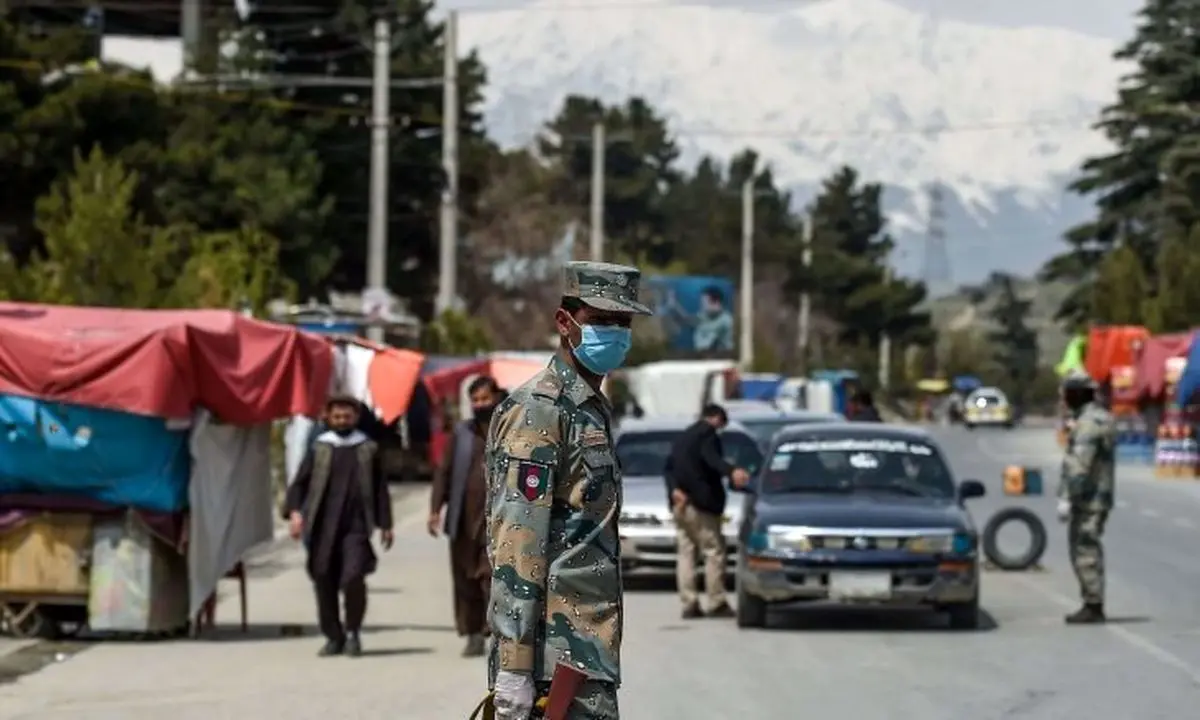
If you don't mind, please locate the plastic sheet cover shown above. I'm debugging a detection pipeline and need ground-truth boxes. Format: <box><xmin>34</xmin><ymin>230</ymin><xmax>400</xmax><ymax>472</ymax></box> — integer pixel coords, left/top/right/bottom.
<box><xmin>187</xmin><ymin>410</ymin><xmax>274</xmax><ymax>616</ymax></box>
<box><xmin>0</xmin><ymin>394</ymin><xmax>190</xmax><ymax>512</ymax></box>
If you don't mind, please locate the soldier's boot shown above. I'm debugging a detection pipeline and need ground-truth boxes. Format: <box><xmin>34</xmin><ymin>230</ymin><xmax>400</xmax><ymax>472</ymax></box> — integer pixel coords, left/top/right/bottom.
<box><xmin>1064</xmin><ymin>603</ymin><xmax>1105</xmax><ymax>625</ymax></box>
<box><xmin>681</xmin><ymin>604</ymin><xmax>702</xmax><ymax>620</ymax></box>
<box><xmin>318</xmin><ymin>638</ymin><xmax>345</xmax><ymax>657</ymax></box>
<box><xmin>462</xmin><ymin>633</ymin><xmax>486</xmax><ymax>657</ymax></box>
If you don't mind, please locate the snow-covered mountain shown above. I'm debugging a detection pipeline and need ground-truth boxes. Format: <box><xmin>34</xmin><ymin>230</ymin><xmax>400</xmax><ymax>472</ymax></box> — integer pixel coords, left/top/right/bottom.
<box><xmin>459</xmin><ymin>0</ymin><xmax>1129</xmax><ymax>285</ymax></box>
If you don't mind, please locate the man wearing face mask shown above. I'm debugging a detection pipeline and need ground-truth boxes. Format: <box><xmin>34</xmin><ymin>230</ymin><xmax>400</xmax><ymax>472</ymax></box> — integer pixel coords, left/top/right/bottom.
<box><xmin>285</xmin><ymin>396</ymin><xmax>394</xmax><ymax>657</ymax></box>
<box><xmin>485</xmin><ymin>262</ymin><xmax>651</xmax><ymax>720</ymax></box>
<box><xmin>428</xmin><ymin>374</ymin><xmax>503</xmax><ymax>657</ymax></box>
<box><xmin>1056</xmin><ymin>370</ymin><xmax>1115</xmax><ymax>624</ymax></box>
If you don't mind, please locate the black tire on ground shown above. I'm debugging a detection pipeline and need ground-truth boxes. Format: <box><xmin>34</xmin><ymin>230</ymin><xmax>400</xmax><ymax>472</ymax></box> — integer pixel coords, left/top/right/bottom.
<box><xmin>965</xmin><ymin>423</ymin><xmax>975</xmax><ymax>431</ymax></box>
<box><xmin>982</xmin><ymin>506</ymin><xmax>1047</xmax><ymax>571</ymax></box>
<box><xmin>735</xmin><ymin>582</ymin><xmax>767</xmax><ymax>629</ymax></box>
<box><xmin>946</xmin><ymin>596</ymin><xmax>980</xmax><ymax>630</ymax></box>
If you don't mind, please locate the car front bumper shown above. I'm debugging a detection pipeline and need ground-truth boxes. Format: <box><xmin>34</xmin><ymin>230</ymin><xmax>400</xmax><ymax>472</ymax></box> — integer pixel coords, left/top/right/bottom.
<box><xmin>619</xmin><ymin>523</ymin><xmax>739</xmax><ymax>575</ymax></box>
<box><xmin>738</xmin><ymin>554</ymin><xmax>978</xmax><ymax>606</ymax></box>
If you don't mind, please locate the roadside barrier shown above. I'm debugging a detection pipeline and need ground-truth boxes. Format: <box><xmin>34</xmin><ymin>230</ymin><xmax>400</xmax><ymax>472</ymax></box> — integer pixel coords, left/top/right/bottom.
<box><xmin>982</xmin><ymin>507</ymin><xmax>1047</xmax><ymax>571</ymax></box>
<box><xmin>984</xmin><ymin>466</ymin><xmax>1047</xmax><ymax>571</ymax></box>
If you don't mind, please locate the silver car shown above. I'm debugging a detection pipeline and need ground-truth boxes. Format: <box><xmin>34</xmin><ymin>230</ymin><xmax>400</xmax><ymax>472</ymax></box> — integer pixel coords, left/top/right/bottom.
<box><xmin>615</xmin><ymin>416</ymin><xmax>764</xmax><ymax>576</ymax></box>
<box><xmin>726</xmin><ymin>407</ymin><xmax>846</xmax><ymax>452</ymax></box>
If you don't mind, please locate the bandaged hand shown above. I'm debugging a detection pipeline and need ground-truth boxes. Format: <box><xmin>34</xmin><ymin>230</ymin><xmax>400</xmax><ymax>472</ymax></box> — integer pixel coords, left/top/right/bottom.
<box><xmin>1056</xmin><ymin>499</ymin><xmax>1071</xmax><ymax>523</ymax></box>
<box><xmin>493</xmin><ymin>671</ymin><xmax>535</xmax><ymax>720</ymax></box>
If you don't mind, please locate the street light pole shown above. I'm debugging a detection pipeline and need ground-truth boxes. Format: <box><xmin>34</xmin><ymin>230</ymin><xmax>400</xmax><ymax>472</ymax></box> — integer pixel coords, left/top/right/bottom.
<box><xmin>798</xmin><ymin>215</ymin><xmax>813</xmax><ymax>373</ymax></box>
<box><xmin>739</xmin><ymin>180</ymin><xmax>754</xmax><ymax>369</ymax></box>
<box><xmin>590</xmin><ymin>122</ymin><xmax>605</xmax><ymax>262</ymax></box>
<box><xmin>436</xmin><ymin>10</ymin><xmax>459</xmax><ymax>316</ymax></box>
<box><xmin>366</xmin><ymin>14</ymin><xmax>392</xmax><ymax>344</ymax></box>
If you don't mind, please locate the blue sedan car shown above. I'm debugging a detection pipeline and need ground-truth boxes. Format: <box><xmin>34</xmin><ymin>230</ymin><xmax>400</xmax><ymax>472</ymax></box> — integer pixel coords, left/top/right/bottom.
<box><xmin>733</xmin><ymin>423</ymin><xmax>987</xmax><ymax>630</ymax></box>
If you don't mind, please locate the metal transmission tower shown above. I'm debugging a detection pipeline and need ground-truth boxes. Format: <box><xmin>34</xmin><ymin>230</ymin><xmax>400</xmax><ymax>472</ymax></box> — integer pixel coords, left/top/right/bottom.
<box><xmin>921</xmin><ymin>182</ymin><xmax>952</xmax><ymax>296</ymax></box>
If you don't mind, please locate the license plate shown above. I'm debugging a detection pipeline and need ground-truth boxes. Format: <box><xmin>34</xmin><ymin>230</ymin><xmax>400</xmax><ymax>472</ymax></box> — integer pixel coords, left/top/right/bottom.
<box><xmin>829</xmin><ymin>572</ymin><xmax>892</xmax><ymax>600</ymax></box>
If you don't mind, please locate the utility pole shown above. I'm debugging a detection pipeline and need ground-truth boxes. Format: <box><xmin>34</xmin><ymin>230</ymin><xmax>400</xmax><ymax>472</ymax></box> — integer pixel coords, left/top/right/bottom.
<box><xmin>797</xmin><ymin>215</ymin><xmax>813</xmax><ymax>373</ymax></box>
<box><xmin>436</xmin><ymin>10</ymin><xmax>459</xmax><ymax>316</ymax></box>
<box><xmin>739</xmin><ymin>180</ymin><xmax>754</xmax><ymax>369</ymax></box>
<box><xmin>878</xmin><ymin>265</ymin><xmax>892</xmax><ymax>391</ymax></box>
<box><xmin>366</xmin><ymin>14</ymin><xmax>392</xmax><ymax>344</ymax></box>
<box><xmin>590</xmin><ymin>122</ymin><xmax>605</xmax><ymax>262</ymax></box>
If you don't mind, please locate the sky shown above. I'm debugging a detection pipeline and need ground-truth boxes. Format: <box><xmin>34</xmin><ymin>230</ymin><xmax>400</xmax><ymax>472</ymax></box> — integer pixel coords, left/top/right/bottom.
<box><xmin>441</xmin><ymin>0</ymin><xmax>1142</xmax><ymax>40</ymax></box>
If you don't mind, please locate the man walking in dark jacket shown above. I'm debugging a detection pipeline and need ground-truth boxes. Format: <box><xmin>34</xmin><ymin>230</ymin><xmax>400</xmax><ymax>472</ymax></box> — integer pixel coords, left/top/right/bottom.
<box><xmin>666</xmin><ymin>404</ymin><xmax>750</xmax><ymax>619</ymax></box>
<box><xmin>847</xmin><ymin>389</ymin><xmax>883</xmax><ymax>422</ymax></box>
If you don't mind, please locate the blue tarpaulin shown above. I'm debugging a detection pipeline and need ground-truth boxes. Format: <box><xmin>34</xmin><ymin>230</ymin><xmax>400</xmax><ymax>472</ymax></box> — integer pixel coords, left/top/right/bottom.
<box><xmin>0</xmin><ymin>394</ymin><xmax>190</xmax><ymax>512</ymax></box>
<box><xmin>738</xmin><ymin>374</ymin><xmax>784</xmax><ymax>401</ymax></box>
<box><xmin>1175</xmin><ymin>337</ymin><xmax>1200</xmax><ymax>407</ymax></box>
<box><xmin>952</xmin><ymin>375</ymin><xmax>983</xmax><ymax>393</ymax></box>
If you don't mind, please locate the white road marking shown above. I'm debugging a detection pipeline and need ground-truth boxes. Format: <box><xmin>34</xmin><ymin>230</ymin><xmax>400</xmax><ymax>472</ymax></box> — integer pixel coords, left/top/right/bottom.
<box><xmin>1140</xmin><ymin>508</ymin><xmax>1161</xmax><ymax>518</ymax></box>
<box><xmin>1116</xmin><ymin>500</ymin><xmax>1130</xmax><ymax>509</ymax></box>
<box><xmin>1172</xmin><ymin>517</ymin><xmax>1194</xmax><ymax>529</ymax></box>
<box><xmin>1010</xmin><ymin>573</ymin><xmax>1200</xmax><ymax>687</ymax></box>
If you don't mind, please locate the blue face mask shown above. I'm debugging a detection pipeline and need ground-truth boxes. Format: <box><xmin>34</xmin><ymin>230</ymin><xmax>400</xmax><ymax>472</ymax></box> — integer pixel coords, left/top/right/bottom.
<box><xmin>570</xmin><ymin>318</ymin><xmax>632</xmax><ymax>375</ymax></box>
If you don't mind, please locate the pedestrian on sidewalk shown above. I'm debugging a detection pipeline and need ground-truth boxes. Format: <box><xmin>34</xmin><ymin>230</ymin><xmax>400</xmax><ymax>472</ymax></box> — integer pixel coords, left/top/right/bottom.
<box><xmin>665</xmin><ymin>403</ymin><xmax>750</xmax><ymax>619</ymax></box>
<box><xmin>485</xmin><ymin>262</ymin><xmax>652</xmax><ymax>720</ymax></box>
<box><xmin>286</xmin><ymin>395</ymin><xmax>395</xmax><ymax>658</ymax></box>
<box><xmin>428</xmin><ymin>374</ymin><xmax>502</xmax><ymax>657</ymax></box>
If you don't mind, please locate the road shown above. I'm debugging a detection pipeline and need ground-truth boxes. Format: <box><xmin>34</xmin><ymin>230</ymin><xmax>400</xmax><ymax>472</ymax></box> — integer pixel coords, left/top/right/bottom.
<box><xmin>1</xmin><ymin>425</ymin><xmax>1199</xmax><ymax>718</ymax></box>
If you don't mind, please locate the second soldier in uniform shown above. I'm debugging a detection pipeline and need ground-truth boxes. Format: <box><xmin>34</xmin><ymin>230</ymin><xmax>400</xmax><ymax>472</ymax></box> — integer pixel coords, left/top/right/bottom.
<box><xmin>1056</xmin><ymin>371</ymin><xmax>1116</xmax><ymax>624</ymax></box>
<box><xmin>486</xmin><ymin>261</ymin><xmax>651</xmax><ymax>720</ymax></box>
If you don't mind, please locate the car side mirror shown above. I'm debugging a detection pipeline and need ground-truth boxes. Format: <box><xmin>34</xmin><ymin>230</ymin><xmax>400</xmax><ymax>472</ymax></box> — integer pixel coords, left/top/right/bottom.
<box><xmin>958</xmin><ymin>479</ymin><xmax>986</xmax><ymax>501</ymax></box>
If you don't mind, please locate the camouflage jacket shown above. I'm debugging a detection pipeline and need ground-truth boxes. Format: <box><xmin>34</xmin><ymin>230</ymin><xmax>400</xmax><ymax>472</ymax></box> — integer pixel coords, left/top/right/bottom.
<box><xmin>1058</xmin><ymin>401</ymin><xmax>1116</xmax><ymax>511</ymax></box>
<box><xmin>485</xmin><ymin>353</ymin><xmax>623</xmax><ymax>686</ymax></box>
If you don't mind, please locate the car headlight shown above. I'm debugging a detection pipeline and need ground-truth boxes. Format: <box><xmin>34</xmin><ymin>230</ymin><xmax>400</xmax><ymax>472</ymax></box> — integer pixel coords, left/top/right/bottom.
<box><xmin>747</xmin><ymin>526</ymin><xmax>813</xmax><ymax>553</ymax></box>
<box><xmin>907</xmin><ymin>533</ymin><xmax>973</xmax><ymax>554</ymax></box>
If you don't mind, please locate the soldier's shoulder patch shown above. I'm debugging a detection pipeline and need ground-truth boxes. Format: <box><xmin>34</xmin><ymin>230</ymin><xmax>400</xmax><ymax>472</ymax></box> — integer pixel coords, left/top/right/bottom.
<box><xmin>580</xmin><ymin>428</ymin><xmax>608</xmax><ymax>447</ymax></box>
<box><xmin>531</xmin><ymin>368</ymin><xmax>565</xmax><ymax>399</ymax></box>
<box><xmin>516</xmin><ymin>461</ymin><xmax>552</xmax><ymax>501</ymax></box>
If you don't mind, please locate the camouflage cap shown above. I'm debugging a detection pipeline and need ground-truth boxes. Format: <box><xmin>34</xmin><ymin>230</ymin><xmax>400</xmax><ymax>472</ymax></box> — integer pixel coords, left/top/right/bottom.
<box><xmin>562</xmin><ymin>261</ymin><xmax>653</xmax><ymax>316</ymax></box>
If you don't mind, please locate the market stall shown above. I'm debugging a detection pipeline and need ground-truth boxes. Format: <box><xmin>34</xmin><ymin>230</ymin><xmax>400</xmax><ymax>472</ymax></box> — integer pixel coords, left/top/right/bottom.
<box><xmin>0</xmin><ymin>303</ymin><xmax>332</xmax><ymax>638</ymax></box>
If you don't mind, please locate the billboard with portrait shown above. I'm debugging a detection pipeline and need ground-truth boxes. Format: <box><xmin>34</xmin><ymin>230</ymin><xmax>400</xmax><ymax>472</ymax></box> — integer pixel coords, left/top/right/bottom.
<box><xmin>642</xmin><ymin>275</ymin><xmax>737</xmax><ymax>355</ymax></box>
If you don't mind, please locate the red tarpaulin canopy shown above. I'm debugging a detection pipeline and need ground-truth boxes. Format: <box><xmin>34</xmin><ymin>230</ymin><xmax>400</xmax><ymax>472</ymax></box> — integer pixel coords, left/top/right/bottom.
<box><xmin>1085</xmin><ymin>325</ymin><xmax>1150</xmax><ymax>383</ymax></box>
<box><xmin>0</xmin><ymin>302</ymin><xmax>332</xmax><ymax>423</ymax></box>
<box><xmin>1135</xmin><ymin>332</ymin><xmax>1195</xmax><ymax>398</ymax></box>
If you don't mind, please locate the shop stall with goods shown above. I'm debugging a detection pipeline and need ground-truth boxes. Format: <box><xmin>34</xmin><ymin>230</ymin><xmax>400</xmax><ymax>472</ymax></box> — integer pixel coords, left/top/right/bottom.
<box><xmin>0</xmin><ymin>303</ymin><xmax>333</xmax><ymax>639</ymax></box>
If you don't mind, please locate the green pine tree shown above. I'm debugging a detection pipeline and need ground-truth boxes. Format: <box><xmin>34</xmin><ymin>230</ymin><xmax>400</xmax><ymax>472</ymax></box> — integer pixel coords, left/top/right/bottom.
<box><xmin>1043</xmin><ymin>0</ymin><xmax>1200</xmax><ymax>324</ymax></box>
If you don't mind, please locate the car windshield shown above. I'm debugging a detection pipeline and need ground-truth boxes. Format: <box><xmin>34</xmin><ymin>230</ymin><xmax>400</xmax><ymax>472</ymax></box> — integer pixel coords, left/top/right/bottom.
<box><xmin>761</xmin><ymin>436</ymin><xmax>955</xmax><ymax>499</ymax></box>
<box><xmin>616</xmin><ymin>429</ymin><xmax>764</xmax><ymax>477</ymax></box>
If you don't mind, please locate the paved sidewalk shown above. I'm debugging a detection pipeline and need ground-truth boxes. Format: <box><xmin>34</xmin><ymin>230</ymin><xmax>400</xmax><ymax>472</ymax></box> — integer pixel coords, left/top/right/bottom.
<box><xmin>0</xmin><ymin>485</ymin><xmax>489</xmax><ymax>720</ymax></box>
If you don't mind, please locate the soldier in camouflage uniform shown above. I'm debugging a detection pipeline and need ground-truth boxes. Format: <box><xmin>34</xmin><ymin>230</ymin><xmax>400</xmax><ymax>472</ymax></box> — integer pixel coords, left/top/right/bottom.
<box><xmin>486</xmin><ymin>261</ymin><xmax>651</xmax><ymax>720</ymax></box>
<box><xmin>1056</xmin><ymin>371</ymin><xmax>1116</xmax><ymax>625</ymax></box>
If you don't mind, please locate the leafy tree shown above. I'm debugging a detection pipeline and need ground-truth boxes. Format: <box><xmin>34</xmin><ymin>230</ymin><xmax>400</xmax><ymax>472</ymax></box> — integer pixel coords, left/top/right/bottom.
<box><xmin>805</xmin><ymin>166</ymin><xmax>932</xmax><ymax>349</ymax></box>
<box><xmin>14</xmin><ymin>147</ymin><xmax>170</xmax><ymax>307</ymax></box>
<box><xmin>250</xmin><ymin>0</ymin><xmax>490</xmax><ymax>316</ymax></box>
<box><xmin>986</xmin><ymin>273</ymin><xmax>1039</xmax><ymax>407</ymax></box>
<box><xmin>140</xmin><ymin>93</ymin><xmax>333</xmax><ymax>293</ymax></box>
<box><xmin>539</xmin><ymin>95</ymin><xmax>681</xmax><ymax>266</ymax></box>
<box><xmin>0</xmin><ymin>16</ymin><xmax>166</xmax><ymax>262</ymax></box>
<box><xmin>167</xmin><ymin>225</ymin><xmax>293</xmax><ymax>314</ymax></box>
<box><xmin>1143</xmin><ymin>225</ymin><xmax>1200</xmax><ymax>332</ymax></box>
<box><xmin>1044</xmin><ymin>0</ymin><xmax>1200</xmax><ymax>323</ymax></box>
<box><xmin>4</xmin><ymin>146</ymin><xmax>293</xmax><ymax>312</ymax></box>
<box><xmin>1089</xmin><ymin>243</ymin><xmax>1148</xmax><ymax>325</ymax></box>
<box><xmin>420</xmin><ymin>309</ymin><xmax>491</xmax><ymax>354</ymax></box>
